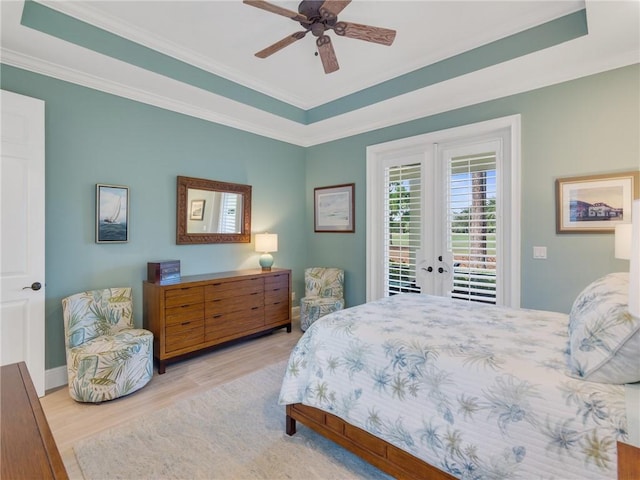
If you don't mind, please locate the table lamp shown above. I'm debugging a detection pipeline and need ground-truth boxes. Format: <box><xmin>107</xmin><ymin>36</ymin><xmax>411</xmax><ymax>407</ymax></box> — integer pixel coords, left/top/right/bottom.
<box><xmin>255</xmin><ymin>233</ymin><xmax>278</xmax><ymax>271</ymax></box>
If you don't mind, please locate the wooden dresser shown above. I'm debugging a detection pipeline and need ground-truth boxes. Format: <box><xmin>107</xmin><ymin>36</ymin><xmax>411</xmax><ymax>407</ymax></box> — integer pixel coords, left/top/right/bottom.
<box><xmin>1</xmin><ymin>362</ymin><xmax>68</xmax><ymax>480</ymax></box>
<box><xmin>143</xmin><ymin>268</ymin><xmax>291</xmax><ymax>373</ymax></box>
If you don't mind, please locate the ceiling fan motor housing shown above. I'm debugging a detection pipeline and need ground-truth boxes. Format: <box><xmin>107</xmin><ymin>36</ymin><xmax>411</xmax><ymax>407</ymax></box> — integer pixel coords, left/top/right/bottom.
<box><xmin>299</xmin><ymin>0</ymin><xmax>337</xmax><ymax>36</ymax></box>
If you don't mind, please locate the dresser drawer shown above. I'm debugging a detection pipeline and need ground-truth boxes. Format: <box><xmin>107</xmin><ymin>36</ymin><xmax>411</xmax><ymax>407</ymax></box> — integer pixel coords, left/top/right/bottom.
<box><xmin>206</xmin><ymin>293</ymin><xmax>263</xmax><ymax>316</ymax></box>
<box><xmin>165</xmin><ymin>304</ymin><xmax>204</xmax><ymax>326</ymax></box>
<box><xmin>165</xmin><ymin>286</ymin><xmax>204</xmax><ymax>307</ymax></box>
<box><xmin>205</xmin><ymin>278</ymin><xmax>263</xmax><ymax>301</ymax></box>
<box><xmin>265</xmin><ymin>273</ymin><xmax>288</xmax><ymax>289</ymax></box>
<box><xmin>265</xmin><ymin>301</ymin><xmax>289</xmax><ymax>325</ymax></box>
<box><xmin>165</xmin><ymin>321</ymin><xmax>204</xmax><ymax>353</ymax></box>
<box><xmin>205</xmin><ymin>307</ymin><xmax>264</xmax><ymax>342</ymax></box>
<box><xmin>264</xmin><ymin>277</ymin><xmax>289</xmax><ymax>302</ymax></box>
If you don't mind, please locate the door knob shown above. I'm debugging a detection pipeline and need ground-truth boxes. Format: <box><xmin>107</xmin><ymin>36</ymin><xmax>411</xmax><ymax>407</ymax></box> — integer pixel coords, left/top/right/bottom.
<box><xmin>421</xmin><ymin>266</ymin><xmax>433</xmax><ymax>272</ymax></box>
<box><xmin>22</xmin><ymin>282</ymin><xmax>42</xmax><ymax>291</ymax></box>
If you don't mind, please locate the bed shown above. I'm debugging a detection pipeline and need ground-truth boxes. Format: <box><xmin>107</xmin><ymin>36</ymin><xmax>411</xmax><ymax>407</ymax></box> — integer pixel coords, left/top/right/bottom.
<box><xmin>279</xmin><ymin>272</ymin><xmax>639</xmax><ymax>479</ymax></box>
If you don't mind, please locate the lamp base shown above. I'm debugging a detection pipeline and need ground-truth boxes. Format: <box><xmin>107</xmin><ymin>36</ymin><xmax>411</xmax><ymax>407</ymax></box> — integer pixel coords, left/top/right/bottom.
<box><xmin>259</xmin><ymin>253</ymin><xmax>274</xmax><ymax>272</ymax></box>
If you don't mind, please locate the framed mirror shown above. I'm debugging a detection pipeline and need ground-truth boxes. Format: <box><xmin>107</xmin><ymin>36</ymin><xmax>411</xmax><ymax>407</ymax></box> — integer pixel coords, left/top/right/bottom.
<box><xmin>176</xmin><ymin>176</ymin><xmax>251</xmax><ymax>244</ymax></box>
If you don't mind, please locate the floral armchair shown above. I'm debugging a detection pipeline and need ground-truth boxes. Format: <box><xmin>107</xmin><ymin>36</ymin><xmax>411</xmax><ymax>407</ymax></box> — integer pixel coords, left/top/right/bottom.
<box><xmin>300</xmin><ymin>267</ymin><xmax>345</xmax><ymax>331</ymax></box>
<box><xmin>61</xmin><ymin>287</ymin><xmax>153</xmax><ymax>403</ymax></box>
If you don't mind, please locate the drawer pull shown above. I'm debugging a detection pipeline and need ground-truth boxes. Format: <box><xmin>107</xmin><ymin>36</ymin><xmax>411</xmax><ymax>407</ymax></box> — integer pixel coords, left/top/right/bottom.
<box><xmin>273</xmin><ymin>301</ymin><xmax>281</xmax><ymax>305</ymax></box>
<box><xmin>181</xmin><ymin>321</ymin><xmax>191</xmax><ymax>326</ymax></box>
<box><xmin>251</xmin><ymin>306</ymin><xmax>259</xmax><ymax>310</ymax></box>
<box><xmin>212</xmin><ymin>283</ymin><xmax>222</xmax><ymax>286</ymax></box>
<box><xmin>212</xmin><ymin>299</ymin><xmax>221</xmax><ymax>302</ymax></box>
<box><xmin>213</xmin><ymin>314</ymin><xmax>223</xmax><ymax>319</ymax></box>
<box><xmin>251</xmin><ymin>292</ymin><xmax>259</xmax><ymax>295</ymax></box>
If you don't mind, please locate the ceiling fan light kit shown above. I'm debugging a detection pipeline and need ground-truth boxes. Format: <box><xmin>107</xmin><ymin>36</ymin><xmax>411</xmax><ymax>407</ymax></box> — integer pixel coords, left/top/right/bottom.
<box><xmin>244</xmin><ymin>0</ymin><xmax>396</xmax><ymax>74</ymax></box>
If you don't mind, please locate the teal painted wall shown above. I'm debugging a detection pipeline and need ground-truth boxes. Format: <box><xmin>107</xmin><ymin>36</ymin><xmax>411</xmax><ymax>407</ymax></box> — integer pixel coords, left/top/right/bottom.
<box><xmin>1</xmin><ymin>63</ymin><xmax>638</xmax><ymax>371</ymax></box>
<box><xmin>1</xmin><ymin>65</ymin><xmax>307</xmax><ymax>370</ymax></box>
<box><xmin>305</xmin><ymin>64</ymin><xmax>640</xmax><ymax>313</ymax></box>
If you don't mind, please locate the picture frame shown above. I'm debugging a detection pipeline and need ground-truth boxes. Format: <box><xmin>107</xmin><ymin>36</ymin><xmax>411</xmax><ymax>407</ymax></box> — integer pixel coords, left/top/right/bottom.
<box><xmin>189</xmin><ymin>199</ymin><xmax>206</xmax><ymax>221</ymax></box>
<box><xmin>96</xmin><ymin>184</ymin><xmax>129</xmax><ymax>243</ymax></box>
<box><xmin>556</xmin><ymin>170</ymin><xmax>639</xmax><ymax>233</ymax></box>
<box><xmin>314</xmin><ymin>183</ymin><xmax>355</xmax><ymax>233</ymax></box>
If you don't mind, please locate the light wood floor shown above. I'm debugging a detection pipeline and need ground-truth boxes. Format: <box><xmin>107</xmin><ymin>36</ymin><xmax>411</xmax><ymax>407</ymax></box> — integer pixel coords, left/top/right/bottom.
<box><xmin>40</xmin><ymin>323</ymin><xmax>303</xmax><ymax>479</ymax></box>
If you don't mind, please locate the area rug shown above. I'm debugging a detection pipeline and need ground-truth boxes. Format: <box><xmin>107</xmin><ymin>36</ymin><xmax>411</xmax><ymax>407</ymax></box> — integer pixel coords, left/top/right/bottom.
<box><xmin>73</xmin><ymin>361</ymin><xmax>392</xmax><ymax>479</ymax></box>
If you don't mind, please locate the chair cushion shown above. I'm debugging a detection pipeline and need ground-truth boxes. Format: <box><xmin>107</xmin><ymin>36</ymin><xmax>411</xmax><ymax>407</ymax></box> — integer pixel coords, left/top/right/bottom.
<box><xmin>567</xmin><ymin>272</ymin><xmax>639</xmax><ymax>384</ymax></box>
<box><xmin>300</xmin><ymin>297</ymin><xmax>345</xmax><ymax>332</ymax></box>
<box><xmin>67</xmin><ymin>328</ymin><xmax>153</xmax><ymax>402</ymax></box>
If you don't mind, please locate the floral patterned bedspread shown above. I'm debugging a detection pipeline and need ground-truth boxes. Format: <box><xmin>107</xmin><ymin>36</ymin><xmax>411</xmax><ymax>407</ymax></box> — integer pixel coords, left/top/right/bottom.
<box><xmin>279</xmin><ymin>293</ymin><xmax>628</xmax><ymax>480</ymax></box>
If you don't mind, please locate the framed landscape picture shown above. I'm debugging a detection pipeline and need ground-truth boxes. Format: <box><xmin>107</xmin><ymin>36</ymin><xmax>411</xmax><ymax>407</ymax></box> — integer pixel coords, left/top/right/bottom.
<box><xmin>314</xmin><ymin>183</ymin><xmax>355</xmax><ymax>233</ymax></box>
<box><xmin>96</xmin><ymin>184</ymin><xmax>129</xmax><ymax>243</ymax></box>
<box><xmin>556</xmin><ymin>171</ymin><xmax>639</xmax><ymax>233</ymax></box>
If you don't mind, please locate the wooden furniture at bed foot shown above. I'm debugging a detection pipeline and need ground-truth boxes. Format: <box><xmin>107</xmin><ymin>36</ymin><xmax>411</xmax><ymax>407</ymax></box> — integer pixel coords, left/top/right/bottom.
<box><xmin>286</xmin><ymin>403</ymin><xmax>455</xmax><ymax>480</ymax></box>
<box><xmin>143</xmin><ymin>268</ymin><xmax>291</xmax><ymax>374</ymax></box>
<box><xmin>618</xmin><ymin>441</ymin><xmax>639</xmax><ymax>480</ymax></box>
<box><xmin>1</xmin><ymin>362</ymin><xmax>68</xmax><ymax>480</ymax></box>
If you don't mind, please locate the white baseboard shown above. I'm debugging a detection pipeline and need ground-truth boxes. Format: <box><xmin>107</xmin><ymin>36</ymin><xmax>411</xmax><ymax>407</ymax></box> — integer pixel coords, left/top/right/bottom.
<box><xmin>46</xmin><ymin>365</ymin><xmax>68</xmax><ymax>391</ymax></box>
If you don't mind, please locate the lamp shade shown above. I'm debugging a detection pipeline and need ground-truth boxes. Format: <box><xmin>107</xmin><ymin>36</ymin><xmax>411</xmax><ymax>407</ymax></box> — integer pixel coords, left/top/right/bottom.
<box><xmin>255</xmin><ymin>233</ymin><xmax>278</xmax><ymax>272</ymax></box>
<box><xmin>255</xmin><ymin>233</ymin><xmax>278</xmax><ymax>253</ymax></box>
<box><xmin>615</xmin><ymin>223</ymin><xmax>632</xmax><ymax>260</ymax></box>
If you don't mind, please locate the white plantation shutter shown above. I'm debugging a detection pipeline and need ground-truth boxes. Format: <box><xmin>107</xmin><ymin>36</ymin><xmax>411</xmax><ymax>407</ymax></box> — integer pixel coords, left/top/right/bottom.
<box><xmin>218</xmin><ymin>193</ymin><xmax>239</xmax><ymax>233</ymax></box>
<box><xmin>447</xmin><ymin>152</ymin><xmax>497</xmax><ymax>303</ymax></box>
<box><xmin>384</xmin><ymin>163</ymin><xmax>422</xmax><ymax>295</ymax></box>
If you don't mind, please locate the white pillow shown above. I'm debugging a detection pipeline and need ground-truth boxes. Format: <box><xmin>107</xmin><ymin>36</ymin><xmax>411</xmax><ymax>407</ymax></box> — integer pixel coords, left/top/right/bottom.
<box><xmin>568</xmin><ymin>272</ymin><xmax>640</xmax><ymax>384</ymax></box>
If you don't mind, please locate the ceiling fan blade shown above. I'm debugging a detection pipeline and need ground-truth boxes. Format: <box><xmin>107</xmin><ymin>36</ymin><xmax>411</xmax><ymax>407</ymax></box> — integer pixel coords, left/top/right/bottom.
<box><xmin>334</xmin><ymin>21</ymin><xmax>396</xmax><ymax>46</ymax></box>
<box><xmin>316</xmin><ymin>35</ymin><xmax>339</xmax><ymax>74</ymax></box>
<box><xmin>255</xmin><ymin>31</ymin><xmax>307</xmax><ymax>58</ymax></box>
<box><xmin>319</xmin><ymin>0</ymin><xmax>351</xmax><ymax>18</ymax></box>
<box><xmin>243</xmin><ymin>0</ymin><xmax>309</xmax><ymax>23</ymax></box>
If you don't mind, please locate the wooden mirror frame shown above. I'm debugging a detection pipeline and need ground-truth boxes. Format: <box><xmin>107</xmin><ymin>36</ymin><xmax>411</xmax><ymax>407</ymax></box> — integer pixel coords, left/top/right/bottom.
<box><xmin>176</xmin><ymin>176</ymin><xmax>251</xmax><ymax>244</ymax></box>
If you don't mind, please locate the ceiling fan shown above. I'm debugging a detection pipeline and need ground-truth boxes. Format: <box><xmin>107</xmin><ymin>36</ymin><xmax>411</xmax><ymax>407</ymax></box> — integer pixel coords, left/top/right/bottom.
<box><xmin>243</xmin><ymin>0</ymin><xmax>396</xmax><ymax>74</ymax></box>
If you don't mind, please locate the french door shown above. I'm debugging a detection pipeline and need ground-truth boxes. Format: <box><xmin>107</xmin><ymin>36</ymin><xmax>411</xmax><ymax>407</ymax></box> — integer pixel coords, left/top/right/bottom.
<box><xmin>366</xmin><ymin>116</ymin><xmax>521</xmax><ymax>307</ymax></box>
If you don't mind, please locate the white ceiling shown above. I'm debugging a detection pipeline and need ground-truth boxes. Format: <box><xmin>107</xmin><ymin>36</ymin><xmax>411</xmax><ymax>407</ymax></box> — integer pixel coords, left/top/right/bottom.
<box><xmin>1</xmin><ymin>0</ymin><xmax>639</xmax><ymax>146</ymax></box>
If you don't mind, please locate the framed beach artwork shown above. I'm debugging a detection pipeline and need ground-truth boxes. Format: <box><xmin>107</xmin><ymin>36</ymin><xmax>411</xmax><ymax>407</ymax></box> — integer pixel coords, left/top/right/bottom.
<box><xmin>189</xmin><ymin>199</ymin><xmax>206</xmax><ymax>221</ymax></box>
<box><xmin>96</xmin><ymin>184</ymin><xmax>129</xmax><ymax>243</ymax></box>
<box><xmin>556</xmin><ymin>171</ymin><xmax>639</xmax><ymax>233</ymax></box>
<box><xmin>314</xmin><ymin>183</ymin><xmax>355</xmax><ymax>233</ymax></box>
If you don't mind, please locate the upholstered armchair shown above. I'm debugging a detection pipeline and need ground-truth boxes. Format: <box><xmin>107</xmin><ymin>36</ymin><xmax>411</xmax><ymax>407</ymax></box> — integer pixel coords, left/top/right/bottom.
<box><xmin>300</xmin><ymin>267</ymin><xmax>345</xmax><ymax>331</ymax></box>
<box><xmin>61</xmin><ymin>287</ymin><xmax>153</xmax><ymax>403</ymax></box>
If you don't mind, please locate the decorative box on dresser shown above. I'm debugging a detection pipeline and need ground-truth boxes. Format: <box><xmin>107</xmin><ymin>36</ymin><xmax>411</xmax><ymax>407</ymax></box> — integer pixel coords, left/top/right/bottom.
<box><xmin>143</xmin><ymin>268</ymin><xmax>291</xmax><ymax>373</ymax></box>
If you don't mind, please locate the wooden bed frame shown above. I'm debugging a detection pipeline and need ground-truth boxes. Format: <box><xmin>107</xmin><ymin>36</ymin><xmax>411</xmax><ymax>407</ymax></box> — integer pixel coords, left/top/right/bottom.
<box><xmin>286</xmin><ymin>403</ymin><xmax>454</xmax><ymax>479</ymax></box>
<box><xmin>286</xmin><ymin>403</ymin><xmax>639</xmax><ymax>480</ymax></box>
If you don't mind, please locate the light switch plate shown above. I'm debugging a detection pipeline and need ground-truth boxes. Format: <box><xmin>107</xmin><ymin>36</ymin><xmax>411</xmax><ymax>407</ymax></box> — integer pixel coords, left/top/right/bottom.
<box><xmin>533</xmin><ymin>246</ymin><xmax>547</xmax><ymax>259</ymax></box>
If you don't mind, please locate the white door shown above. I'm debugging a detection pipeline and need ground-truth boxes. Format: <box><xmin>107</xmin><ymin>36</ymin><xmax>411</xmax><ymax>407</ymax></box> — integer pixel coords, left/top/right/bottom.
<box><xmin>0</xmin><ymin>90</ymin><xmax>46</xmax><ymax>397</ymax></box>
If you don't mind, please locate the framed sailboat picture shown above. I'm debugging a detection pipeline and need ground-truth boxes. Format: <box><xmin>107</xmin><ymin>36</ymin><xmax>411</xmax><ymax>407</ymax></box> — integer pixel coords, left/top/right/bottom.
<box><xmin>96</xmin><ymin>184</ymin><xmax>129</xmax><ymax>243</ymax></box>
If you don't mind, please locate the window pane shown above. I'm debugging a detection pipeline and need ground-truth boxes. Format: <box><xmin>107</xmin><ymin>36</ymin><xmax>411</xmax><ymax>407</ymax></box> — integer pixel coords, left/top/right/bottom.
<box><xmin>384</xmin><ymin>163</ymin><xmax>422</xmax><ymax>296</ymax></box>
<box><xmin>448</xmin><ymin>152</ymin><xmax>497</xmax><ymax>304</ymax></box>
